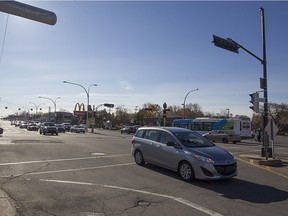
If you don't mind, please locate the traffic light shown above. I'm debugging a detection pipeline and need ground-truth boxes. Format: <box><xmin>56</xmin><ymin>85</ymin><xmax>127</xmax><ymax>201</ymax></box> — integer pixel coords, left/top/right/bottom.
<box><xmin>163</xmin><ymin>102</ymin><xmax>170</xmax><ymax>115</ymax></box>
<box><xmin>163</xmin><ymin>108</ymin><xmax>170</xmax><ymax>121</ymax></box>
<box><xmin>249</xmin><ymin>92</ymin><xmax>260</xmax><ymax>113</ymax></box>
<box><xmin>88</xmin><ymin>105</ymin><xmax>92</xmax><ymax>111</ymax></box>
<box><xmin>163</xmin><ymin>102</ymin><xmax>167</xmax><ymax>109</ymax></box>
<box><xmin>213</xmin><ymin>35</ymin><xmax>239</xmax><ymax>54</ymax></box>
<box><xmin>104</xmin><ymin>103</ymin><xmax>114</xmax><ymax>108</ymax></box>
<box><xmin>163</xmin><ymin>108</ymin><xmax>170</xmax><ymax>115</ymax></box>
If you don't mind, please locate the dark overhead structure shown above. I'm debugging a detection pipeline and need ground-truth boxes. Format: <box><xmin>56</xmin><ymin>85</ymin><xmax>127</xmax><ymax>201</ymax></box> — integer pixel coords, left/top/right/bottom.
<box><xmin>0</xmin><ymin>0</ymin><xmax>57</xmax><ymax>25</ymax></box>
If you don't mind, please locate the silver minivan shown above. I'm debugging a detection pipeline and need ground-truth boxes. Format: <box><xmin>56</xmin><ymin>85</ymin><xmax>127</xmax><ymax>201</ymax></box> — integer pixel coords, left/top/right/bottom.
<box><xmin>131</xmin><ymin>127</ymin><xmax>237</xmax><ymax>181</ymax></box>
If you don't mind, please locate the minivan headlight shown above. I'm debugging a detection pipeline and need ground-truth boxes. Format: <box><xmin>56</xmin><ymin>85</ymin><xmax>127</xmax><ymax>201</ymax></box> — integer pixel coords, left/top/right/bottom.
<box><xmin>194</xmin><ymin>155</ymin><xmax>215</xmax><ymax>164</ymax></box>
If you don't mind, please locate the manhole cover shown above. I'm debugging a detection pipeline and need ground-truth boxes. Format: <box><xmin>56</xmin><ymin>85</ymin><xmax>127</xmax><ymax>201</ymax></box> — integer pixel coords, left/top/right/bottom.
<box><xmin>138</xmin><ymin>201</ymin><xmax>150</xmax><ymax>207</ymax></box>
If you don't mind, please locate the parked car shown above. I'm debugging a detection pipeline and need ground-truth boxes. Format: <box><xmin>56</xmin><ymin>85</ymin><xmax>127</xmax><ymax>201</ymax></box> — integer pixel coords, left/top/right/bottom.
<box><xmin>0</xmin><ymin>127</ymin><xmax>3</xmax><ymax>135</ymax></box>
<box><xmin>39</xmin><ymin>122</ymin><xmax>58</xmax><ymax>135</ymax></box>
<box><xmin>79</xmin><ymin>124</ymin><xmax>88</xmax><ymax>132</ymax></box>
<box><xmin>120</xmin><ymin>125</ymin><xmax>140</xmax><ymax>134</ymax></box>
<box><xmin>70</xmin><ymin>125</ymin><xmax>86</xmax><ymax>133</ymax></box>
<box><xmin>27</xmin><ymin>123</ymin><xmax>38</xmax><ymax>131</ymax></box>
<box><xmin>203</xmin><ymin>130</ymin><xmax>241</xmax><ymax>144</ymax></box>
<box><xmin>62</xmin><ymin>123</ymin><xmax>72</xmax><ymax>131</ymax></box>
<box><xmin>56</xmin><ymin>124</ymin><xmax>65</xmax><ymax>133</ymax></box>
<box><xmin>131</xmin><ymin>127</ymin><xmax>237</xmax><ymax>181</ymax></box>
<box><xmin>120</xmin><ymin>126</ymin><xmax>132</xmax><ymax>134</ymax></box>
<box><xmin>19</xmin><ymin>122</ymin><xmax>28</xmax><ymax>129</ymax></box>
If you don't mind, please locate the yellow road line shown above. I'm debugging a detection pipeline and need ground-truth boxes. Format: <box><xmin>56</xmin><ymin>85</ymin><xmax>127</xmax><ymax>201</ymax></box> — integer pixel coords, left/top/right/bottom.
<box><xmin>236</xmin><ymin>157</ymin><xmax>288</xmax><ymax>180</ymax></box>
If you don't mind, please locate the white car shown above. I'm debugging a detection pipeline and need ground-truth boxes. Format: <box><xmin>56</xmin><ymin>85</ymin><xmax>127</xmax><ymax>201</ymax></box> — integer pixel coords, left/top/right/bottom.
<box><xmin>70</xmin><ymin>125</ymin><xmax>86</xmax><ymax>133</ymax></box>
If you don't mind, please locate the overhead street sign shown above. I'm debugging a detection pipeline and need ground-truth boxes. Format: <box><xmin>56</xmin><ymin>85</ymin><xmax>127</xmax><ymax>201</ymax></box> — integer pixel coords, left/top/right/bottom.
<box><xmin>213</xmin><ymin>35</ymin><xmax>239</xmax><ymax>53</ymax></box>
<box><xmin>0</xmin><ymin>1</ymin><xmax>57</xmax><ymax>25</ymax></box>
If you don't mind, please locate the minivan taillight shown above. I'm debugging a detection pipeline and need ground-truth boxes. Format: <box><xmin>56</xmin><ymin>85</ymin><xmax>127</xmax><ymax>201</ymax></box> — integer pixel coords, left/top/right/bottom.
<box><xmin>131</xmin><ymin>140</ymin><xmax>135</xmax><ymax>145</ymax></box>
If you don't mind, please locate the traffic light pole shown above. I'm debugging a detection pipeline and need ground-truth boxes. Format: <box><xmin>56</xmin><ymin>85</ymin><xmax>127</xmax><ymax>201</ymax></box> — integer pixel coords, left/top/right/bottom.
<box><xmin>213</xmin><ymin>8</ymin><xmax>269</xmax><ymax>159</ymax></box>
<box><xmin>260</xmin><ymin>8</ymin><xmax>269</xmax><ymax>159</ymax></box>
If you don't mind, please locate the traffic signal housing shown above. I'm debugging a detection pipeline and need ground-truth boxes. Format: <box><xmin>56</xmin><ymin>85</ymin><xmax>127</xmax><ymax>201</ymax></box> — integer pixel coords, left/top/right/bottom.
<box><xmin>104</xmin><ymin>103</ymin><xmax>114</xmax><ymax>108</ymax></box>
<box><xmin>213</xmin><ymin>35</ymin><xmax>239</xmax><ymax>54</ymax></box>
<box><xmin>249</xmin><ymin>92</ymin><xmax>260</xmax><ymax>113</ymax></box>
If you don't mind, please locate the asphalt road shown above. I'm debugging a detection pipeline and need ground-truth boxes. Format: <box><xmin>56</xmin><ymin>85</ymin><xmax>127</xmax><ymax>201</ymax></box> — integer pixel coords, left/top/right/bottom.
<box><xmin>0</xmin><ymin>120</ymin><xmax>287</xmax><ymax>216</ymax></box>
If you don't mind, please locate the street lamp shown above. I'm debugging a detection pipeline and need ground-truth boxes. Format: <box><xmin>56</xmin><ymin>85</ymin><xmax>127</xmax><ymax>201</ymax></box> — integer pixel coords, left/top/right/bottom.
<box><xmin>183</xmin><ymin>88</ymin><xmax>199</xmax><ymax>119</ymax></box>
<box><xmin>63</xmin><ymin>81</ymin><xmax>97</xmax><ymax>125</ymax></box>
<box><xmin>39</xmin><ymin>96</ymin><xmax>60</xmax><ymax>123</ymax></box>
<box><xmin>29</xmin><ymin>102</ymin><xmax>44</xmax><ymax>115</ymax></box>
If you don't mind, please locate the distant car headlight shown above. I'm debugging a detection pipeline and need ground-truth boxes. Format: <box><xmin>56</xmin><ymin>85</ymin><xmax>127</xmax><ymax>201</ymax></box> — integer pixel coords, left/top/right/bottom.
<box><xmin>194</xmin><ymin>155</ymin><xmax>215</xmax><ymax>164</ymax></box>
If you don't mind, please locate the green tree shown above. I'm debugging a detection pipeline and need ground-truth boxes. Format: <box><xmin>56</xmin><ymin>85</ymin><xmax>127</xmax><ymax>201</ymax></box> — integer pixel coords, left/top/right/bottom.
<box><xmin>251</xmin><ymin>102</ymin><xmax>288</xmax><ymax>134</ymax></box>
<box><xmin>268</xmin><ymin>103</ymin><xmax>288</xmax><ymax>133</ymax></box>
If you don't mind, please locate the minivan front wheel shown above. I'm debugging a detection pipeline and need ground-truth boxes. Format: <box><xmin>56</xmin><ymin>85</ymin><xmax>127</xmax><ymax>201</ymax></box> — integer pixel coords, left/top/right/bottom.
<box><xmin>179</xmin><ymin>161</ymin><xmax>195</xmax><ymax>181</ymax></box>
<box><xmin>134</xmin><ymin>150</ymin><xmax>145</xmax><ymax>166</ymax></box>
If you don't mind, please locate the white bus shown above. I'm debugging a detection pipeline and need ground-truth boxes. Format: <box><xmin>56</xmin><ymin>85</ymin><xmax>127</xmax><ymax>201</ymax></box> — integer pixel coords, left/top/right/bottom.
<box><xmin>172</xmin><ymin>116</ymin><xmax>252</xmax><ymax>138</ymax></box>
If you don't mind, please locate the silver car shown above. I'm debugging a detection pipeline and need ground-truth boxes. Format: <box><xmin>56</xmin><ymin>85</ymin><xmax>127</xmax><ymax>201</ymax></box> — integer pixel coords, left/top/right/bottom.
<box><xmin>131</xmin><ymin>127</ymin><xmax>237</xmax><ymax>181</ymax></box>
<box><xmin>203</xmin><ymin>130</ymin><xmax>241</xmax><ymax>144</ymax></box>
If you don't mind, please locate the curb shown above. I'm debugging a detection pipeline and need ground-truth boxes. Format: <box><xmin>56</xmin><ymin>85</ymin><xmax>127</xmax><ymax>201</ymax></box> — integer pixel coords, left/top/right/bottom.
<box><xmin>239</xmin><ymin>154</ymin><xmax>286</xmax><ymax>167</ymax></box>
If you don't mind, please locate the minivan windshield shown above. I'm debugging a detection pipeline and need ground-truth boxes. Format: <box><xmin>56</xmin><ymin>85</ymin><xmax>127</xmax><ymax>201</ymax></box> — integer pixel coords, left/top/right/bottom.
<box><xmin>173</xmin><ymin>131</ymin><xmax>214</xmax><ymax>148</ymax></box>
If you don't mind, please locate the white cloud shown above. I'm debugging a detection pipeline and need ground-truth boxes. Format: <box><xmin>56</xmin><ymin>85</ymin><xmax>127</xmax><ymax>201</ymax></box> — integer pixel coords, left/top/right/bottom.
<box><xmin>118</xmin><ymin>79</ymin><xmax>133</xmax><ymax>90</ymax></box>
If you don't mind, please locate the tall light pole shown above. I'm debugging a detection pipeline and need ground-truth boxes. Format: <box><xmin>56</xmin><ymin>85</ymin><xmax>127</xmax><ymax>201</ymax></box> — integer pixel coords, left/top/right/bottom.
<box><xmin>63</xmin><ymin>81</ymin><xmax>97</xmax><ymax>125</ymax></box>
<box><xmin>39</xmin><ymin>96</ymin><xmax>60</xmax><ymax>123</ymax></box>
<box><xmin>183</xmin><ymin>88</ymin><xmax>199</xmax><ymax>119</ymax></box>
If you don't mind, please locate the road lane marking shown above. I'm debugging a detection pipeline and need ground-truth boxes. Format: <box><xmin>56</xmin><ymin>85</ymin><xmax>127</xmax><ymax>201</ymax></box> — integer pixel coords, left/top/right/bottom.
<box><xmin>237</xmin><ymin>157</ymin><xmax>288</xmax><ymax>180</ymax></box>
<box><xmin>26</xmin><ymin>163</ymin><xmax>135</xmax><ymax>176</ymax></box>
<box><xmin>0</xmin><ymin>154</ymin><xmax>131</xmax><ymax>166</ymax></box>
<box><xmin>39</xmin><ymin>179</ymin><xmax>223</xmax><ymax>216</ymax></box>
<box><xmin>0</xmin><ymin>163</ymin><xmax>135</xmax><ymax>177</ymax></box>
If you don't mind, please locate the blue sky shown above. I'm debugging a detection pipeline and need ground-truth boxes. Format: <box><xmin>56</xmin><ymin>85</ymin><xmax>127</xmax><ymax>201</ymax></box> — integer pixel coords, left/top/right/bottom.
<box><xmin>0</xmin><ymin>1</ymin><xmax>287</xmax><ymax>118</ymax></box>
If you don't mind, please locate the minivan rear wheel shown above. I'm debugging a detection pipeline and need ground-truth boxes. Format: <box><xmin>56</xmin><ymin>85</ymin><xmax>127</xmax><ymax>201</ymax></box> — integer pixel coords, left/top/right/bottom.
<box><xmin>134</xmin><ymin>150</ymin><xmax>145</xmax><ymax>166</ymax></box>
<box><xmin>179</xmin><ymin>161</ymin><xmax>195</xmax><ymax>181</ymax></box>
